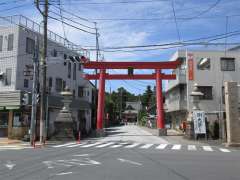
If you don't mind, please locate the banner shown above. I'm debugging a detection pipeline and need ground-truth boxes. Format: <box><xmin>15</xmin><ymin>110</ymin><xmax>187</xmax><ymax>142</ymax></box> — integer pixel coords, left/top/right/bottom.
<box><xmin>187</xmin><ymin>53</ymin><xmax>194</xmax><ymax>80</ymax></box>
<box><xmin>193</xmin><ymin>111</ymin><xmax>206</xmax><ymax>134</ymax></box>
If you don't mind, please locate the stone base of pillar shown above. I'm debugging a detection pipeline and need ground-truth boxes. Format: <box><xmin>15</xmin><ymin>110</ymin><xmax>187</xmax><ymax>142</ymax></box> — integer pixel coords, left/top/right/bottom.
<box><xmin>94</xmin><ymin>129</ymin><xmax>106</xmax><ymax>137</ymax></box>
<box><xmin>53</xmin><ymin>121</ymin><xmax>75</xmax><ymax>141</ymax></box>
<box><xmin>225</xmin><ymin>143</ymin><xmax>240</xmax><ymax>147</ymax></box>
<box><xmin>157</xmin><ymin>128</ymin><xmax>167</xmax><ymax>136</ymax></box>
<box><xmin>184</xmin><ymin>121</ymin><xmax>195</xmax><ymax>139</ymax></box>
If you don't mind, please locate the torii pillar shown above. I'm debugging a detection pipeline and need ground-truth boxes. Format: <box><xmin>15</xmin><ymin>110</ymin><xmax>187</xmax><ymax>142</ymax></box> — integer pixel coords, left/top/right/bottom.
<box><xmin>156</xmin><ymin>69</ymin><xmax>167</xmax><ymax>136</ymax></box>
<box><xmin>96</xmin><ymin>69</ymin><xmax>106</xmax><ymax>136</ymax></box>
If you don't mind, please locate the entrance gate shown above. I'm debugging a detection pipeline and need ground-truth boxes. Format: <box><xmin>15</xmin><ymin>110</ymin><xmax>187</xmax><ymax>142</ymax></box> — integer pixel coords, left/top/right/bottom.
<box><xmin>81</xmin><ymin>59</ymin><xmax>180</xmax><ymax>136</ymax></box>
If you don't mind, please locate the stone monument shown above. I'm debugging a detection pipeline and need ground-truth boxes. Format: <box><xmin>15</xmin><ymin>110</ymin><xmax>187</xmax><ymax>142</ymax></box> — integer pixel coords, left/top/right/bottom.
<box><xmin>54</xmin><ymin>87</ymin><xmax>75</xmax><ymax>140</ymax></box>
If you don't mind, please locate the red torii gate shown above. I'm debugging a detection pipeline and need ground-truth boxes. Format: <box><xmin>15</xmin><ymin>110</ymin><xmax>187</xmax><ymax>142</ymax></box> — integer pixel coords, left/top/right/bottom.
<box><xmin>81</xmin><ymin>60</ymin><xmax>181</xmax><ymax>136</ymax></box>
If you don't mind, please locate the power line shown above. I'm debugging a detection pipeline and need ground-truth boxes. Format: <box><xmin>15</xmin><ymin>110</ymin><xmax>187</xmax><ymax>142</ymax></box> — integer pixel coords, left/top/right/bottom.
<box><xmin>171</xmin><ymin>0</ymin><xmax>181</xmax><ymax>42</ymax></box>
<box><xmin>48</xmin><ymin>15</ymin><xmax>96</xmax><ymax>35</ymax></box>
<box><xmin>51</xmin><ymin>4</ymin><xmax>95</xmax><ymax>23</ymax></box>
<box><xmin>86</xmin><ymin>29</ymin><xmax>240</xmax><ymax>51</ymax></box>
<box><xmin>58</xmin><ymin>0</ymin><xmax>67</xmax><ymax>40</ymax></box>
<box><xmin>49</xmin><ymin>10</ymin><xmax>95</xmax><ymax>30</ymax></box>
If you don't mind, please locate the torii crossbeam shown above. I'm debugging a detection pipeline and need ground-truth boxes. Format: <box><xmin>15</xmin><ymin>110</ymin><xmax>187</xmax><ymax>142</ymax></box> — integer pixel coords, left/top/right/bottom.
<box><xmin>81</xmin><ymin>59</ymin><xmax>181</xmax><ymax>136</ymax></box>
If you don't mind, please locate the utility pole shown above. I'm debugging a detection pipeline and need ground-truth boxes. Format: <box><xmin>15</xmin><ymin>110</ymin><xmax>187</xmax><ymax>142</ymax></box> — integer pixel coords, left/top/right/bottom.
<box><xmin>94</xmin><ymin>22</ymin><xmax>99</xmax><ymax>88</ymax></box>
<box><xmin>30</xmin><ymin>37</ymin><xmax>39</xmax><ymax>146</ymax></box>
<box><xmin>35</xmin><ymin>0</ymin><xmax>48</xmax><ymax>144</ymax></box>
<box><xmin>120</xmin><ymin>88</ymin><xmax>123</xmax><ymax>120</ymax></box>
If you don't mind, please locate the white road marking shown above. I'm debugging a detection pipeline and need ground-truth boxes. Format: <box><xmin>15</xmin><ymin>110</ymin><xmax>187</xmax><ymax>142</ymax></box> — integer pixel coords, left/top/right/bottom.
<box><xmin>52</xmin><ymin>142</ymin><xmax>76</xmax><ymax>148</ymax></box>
<box><xmin>188</xmin><ymin>145</ymin><xmax>197</xmax><ymax>151</ymax></box>
<box><xmin>5</xmin><ymin>161</ymin><xmax>16</xmax><ymax>170</ymax></box>
<box><xmin>81</xmin><ymin>142</ymin><xmax>103</xmax><ymax>148</ymax></box>
<box><xmin>156</xmin><ymin>144</ymin><xmax>168</xmax><ymax>150</ymax></box>
<box><xmin>56</xmin><ymin>172</ymin><xmax>73</xmax><ymax>176</ymax></box>
<box><xmin>67</xmin><ymin>142</ymin><xmax>87</xmax><ymax>148</ymax></box>
<box><xmin>96</xmin><ymin>142</ymin><xmax>115</xmax><ymax>148</ymax></box>
<box><xmin>117</xmin><ymin>158</ymin><xmax>142</xmax><ymax>166</ymax></box>
<box><xmin>140</xmin><ymin>144</ymin><xmax>154</xmax><ymax>149</ymax></box>
<box><xmin>72</xmin><ymin>154</ymin><xmax>90</xmax><ymax>157</ymax></box>
<box><xmin>202</xmin><ymin>146</ymin><xmax>213</xmax><ymax>152</ymax></box>
<box><xmin>125</xmin><ymin>143</ymin><xmax>140</xmax><ymax>148</ymax></box>
<box><xmin>219</xmin><ymin>148</ymin><xmax>231</xmax><ymax>152</ymax></box>
<box><xmin>110</xmin><ymin>143</ymin><xmax>128</xmax><ymax>148</ymax></box>
<box><xmin>171</xmin><ymin>144</ymin><xmax>181</xmax><ymax>150</ymax></box>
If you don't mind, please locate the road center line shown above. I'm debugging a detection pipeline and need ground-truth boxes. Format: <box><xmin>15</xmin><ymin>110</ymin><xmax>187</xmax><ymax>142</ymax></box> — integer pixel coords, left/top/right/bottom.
<box><xmin>56</xmin><ymin>172</ymin><xmax>73</xmax><ymax>176</ymax></box>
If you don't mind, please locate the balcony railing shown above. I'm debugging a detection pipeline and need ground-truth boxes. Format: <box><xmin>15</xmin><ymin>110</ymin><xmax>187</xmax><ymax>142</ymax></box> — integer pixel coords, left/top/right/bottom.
<box><xmin>0</xmin><ymin>15</ymin><xmax>90</xmax><ymax>58</ymax></box>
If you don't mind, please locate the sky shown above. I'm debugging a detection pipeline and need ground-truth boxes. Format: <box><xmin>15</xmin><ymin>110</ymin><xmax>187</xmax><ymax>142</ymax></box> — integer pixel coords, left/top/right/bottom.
<box><xmin>1</xmin><ymin>0</ymin><xmax>240</xmax><ymax>94</ymax></box>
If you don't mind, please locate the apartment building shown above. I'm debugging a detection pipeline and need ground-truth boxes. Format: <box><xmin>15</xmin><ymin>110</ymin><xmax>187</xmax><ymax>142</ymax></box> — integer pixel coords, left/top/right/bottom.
<box><xmin>0</xmin><ymin>16</ymin><xmax>96</xmax><ymax>139</ymax></box>
<box><xmin>165</xmin><ymin>49</ymin><xmax>240</xmax><ymax>129</ymax></box>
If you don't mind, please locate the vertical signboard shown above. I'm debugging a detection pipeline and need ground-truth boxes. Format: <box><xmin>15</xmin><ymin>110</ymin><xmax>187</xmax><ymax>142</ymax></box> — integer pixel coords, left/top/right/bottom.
<box><xmin>193</xmin><ymin>111</ymin><xmax>206</xmax><ymax>134</ymax></box>
<box><xmin>187</xmin><ymin>53</ymin><xmax>194</xmax><ymax>80</ymax></box>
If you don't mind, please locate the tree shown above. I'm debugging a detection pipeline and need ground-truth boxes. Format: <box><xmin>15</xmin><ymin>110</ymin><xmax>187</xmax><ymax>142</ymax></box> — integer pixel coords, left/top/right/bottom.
<box><xmin>141</xmin><ymin>85</ymin><xmax>153</xmax><ymax>108</ymax></box>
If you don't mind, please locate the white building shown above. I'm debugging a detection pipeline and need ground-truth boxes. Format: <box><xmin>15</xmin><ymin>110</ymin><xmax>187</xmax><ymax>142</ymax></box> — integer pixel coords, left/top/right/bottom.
<box><xmin>0</xmin><ymin>16</ymin><xmax>96</xmax><ymax>139</ymax></box>
<box><xmin>165</xmin><ymin>49</ymin><xmax>240</xmax><ymax>131</ymax></box>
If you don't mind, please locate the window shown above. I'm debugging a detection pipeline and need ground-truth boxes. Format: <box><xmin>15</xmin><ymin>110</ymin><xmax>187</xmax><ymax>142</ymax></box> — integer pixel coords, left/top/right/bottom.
<box><xmin>78</xmin><ymin>86</ymin><xmax>84</xmax><ymax>97</ymax></box>
<box><xmin>55</xmin><ymin>78</ymin><xmax>62</xmax><ymax>92</ymax></box>
<box><xmin>197</xmin><ymin>58</ymin><xmax>210</xmax><ymax>70</ymax></box>
<box><xmin>12</xmin><ymin>112</ymin><xmax>29</xmax><ymax>127</ymax></box>
<box><xmin>64</xmin><ymin>54</ymin><xmax>67</xmax><ymax>59</ymax></box>
<box><xmin>5</xmin><ymin>68</ymin><xmax>12</xmax><ymax>86</ymax></box>
<box><xmin>68</xmin><ymin>62</ymin><xmax>71</xmax><ymax>78</ymax></box>
<box><xmin>198</xmin><ymin>86</ymin><xmax>213</xmax><ymax>100</ymax></box>
<box><xmin>62</xmin><ymin>80</ymin><xmax>66</xmax><ymax>90</ymax></box>
<box><xmin>222</xmin><ymin>86</ymin><xmax>225</xmax><ymax>104</ymax></box>
<box><xmin>73</xmin><ymin>63</ymin><xmax>76</xmax><ymax>80</ymax></box>
<box><xmin>51</xmin><ymin>49</ymin><xmax>57</xmax><ymax>57</ymax></box>
<box><xmin>78</xmin><ymin>63</ymin><xmax>82</xmax><ymax>71</ymax></box>
<box><xmin>24</xmin><ymin>79</ymin><xmax>29</xmax><ymax>88</ymax></box>
<box><xmin>26</xmin><ymin>37</ymin><xmax>35</xmax><ymax>54</ymax></box>
<box><xmin>7</xmin><ymin>34</ymin><xmax>14</xmax><ymax>51</ymax></box>
<box><xmin>73</xmin><ymin>90</ymin><xmax>75</xmax><ymax>98</ymax></box>
<box><xmin>48</xmin><ymin>77</ymin><xmax>52</xmax><ymax>88</ymax></box>
<box><xmin>0</xmin><ymin>35</ymin><xmax>3</xmax><ymax>52</ymax></box>
<box><xmin>0</xmin><ymin>112</ymin><xmax>8</xmax><ymax>128</ymax></box>
<box><xmin>221</xmin><ymin>57</ymin><xmax>235</xmax><ymax>71</ymax></box>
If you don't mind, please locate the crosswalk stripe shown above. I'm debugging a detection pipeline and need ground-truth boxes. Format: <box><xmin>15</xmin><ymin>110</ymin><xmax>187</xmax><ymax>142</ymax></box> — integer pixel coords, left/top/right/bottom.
<box><xmin>140</xmin><ymin>144</ymin><xmax>154</xmax><ymax>149</ymax></box>
<box><xmin>156</xmin><ymin>144</ymin><xmax>168</xmax><ymax>150</ymax></box>
<box><xmin>188</xmin><ymin>145</ymin><xmax>197</xmax><ymax>151</ymax></box>
<box><xmin>110</xmin><ymin>143</ymin><xmax>128</xmax><ymax>148</ymax></box>
<box><xmin>202</xmin><ymin>146</ymin><xmax>213</xmax><ymax>152</ymax></box>
<box><xmin>219</xmin><ymin>148</ymin><xmax>231</xmax><ymax>152</ymax></box>
<box><xmin>125</xmin><ymin>143</ymin><xmax>140</xmax><ymax>148</ymax></box>
<box><xmin>96</xmin><ymin>142</ymin><xmax>115</xmax><ymax>148</ymax></box>
<box><xmin>53</xmin><ymin>142</ymin><xmax>76</xmax><ymax>148</ymax></box>
<box><xmin>172</xmin><ymin>144</ymin><xmax>181</xmax><ymax>150</ymax></box>
<box><xmin>81</xmin><ymin>142</ymin><xmax>103</xmax><ymax>148</ymax></box>
<box><xmin>67</xmin><ymin>143</ymin><xmax>87</xmax><ymax>148</ymax></box>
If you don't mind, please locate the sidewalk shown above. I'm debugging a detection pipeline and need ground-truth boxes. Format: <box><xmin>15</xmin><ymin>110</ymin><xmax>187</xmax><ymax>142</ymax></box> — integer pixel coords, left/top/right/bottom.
<box><xmin>139</xmin><ymin>126</ymin><xmax>227</xmax><ymax>147</ymax></box>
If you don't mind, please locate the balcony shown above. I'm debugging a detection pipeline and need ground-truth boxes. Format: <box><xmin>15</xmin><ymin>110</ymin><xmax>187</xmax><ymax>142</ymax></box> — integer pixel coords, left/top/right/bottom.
<box><xmin>166</xmin><ymin>69</ymin><xmax>186</xmax><ymax>91</ymax></box>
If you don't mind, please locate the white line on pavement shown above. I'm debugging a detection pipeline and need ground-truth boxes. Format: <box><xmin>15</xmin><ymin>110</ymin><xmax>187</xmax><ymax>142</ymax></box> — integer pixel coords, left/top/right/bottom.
<box><xmin>188</xmin><ymin>145</ymin><xmax>197</xmax><ymax>151</ymax></box>
<box><xmin>140</xmin><ymin>144</ymin><xmax>154</xmax><ymax>149</ymax></box>
<box><xmin>56</xmin><ymin>172</ymin><xmax>73</xmax><ymax>176</ymax></box>
<box><xmin>219</xmin><ymin>148</ymin><xmax>231</xmax><ymax>152</ymax></box>
<box><xmin>96</xmin><ymin>142</ymin><xmax>115</xmax><ymax>148</ymax></box>
<box><xmin>202</xmin><ymin>146</ymin><xmax>213</xmax><ymax>152</ymax></box>
<box><xmin>110</xmin><ymin>143</ymin><xmax>128</xmax><ymax>148</ymax></box>
<box><xmin>67</xmin><ymin>142</ymin><xmax>87</xmax><ymax>148</ymax></box>
<box><xmin>171</xmin><ymin>144</ymin><xmax>181</xmax><ymax>150</ymax></box>
<box><xmin>117</xmin><ymin>158</ymin><xmax>142</xmax><ymax>166</ymax></box>
<box><xmin>81</xmin><ymin>142</ymin><xmax>103</xmax><ymax>148</ymax></box>
<box><xmin>155</xmin><ymin>144</ymin><xmax>168</xmax><ymax>150</ymax></box>
<box><xmin>125</xmin><ymin>143</ymin><xmax>140</xmax><ymax>148</ymax></box>
<box><xmin>52</xmin><ymin>142</ymin><xmax>76</xmax><ymax>148</ymax></box>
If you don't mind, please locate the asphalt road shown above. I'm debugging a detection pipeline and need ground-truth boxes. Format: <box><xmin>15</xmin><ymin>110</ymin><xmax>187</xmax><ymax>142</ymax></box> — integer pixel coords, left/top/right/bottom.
<box><xmin>0</xmin><ymin>126</ymin><xmax>240</xmax><ymax>180</ymax></box>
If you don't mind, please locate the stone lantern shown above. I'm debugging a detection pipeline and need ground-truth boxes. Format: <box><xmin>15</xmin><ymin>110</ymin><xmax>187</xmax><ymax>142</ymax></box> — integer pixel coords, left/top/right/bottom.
<box><xmin>185</xmin><ymin>83</ymin><xmax>203</xmax><ymax>139</ymax></box>
<box><xmin>54</xmin><ymin>87</ymin><xmax>75</xmax><ymax>140</ymax></box>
